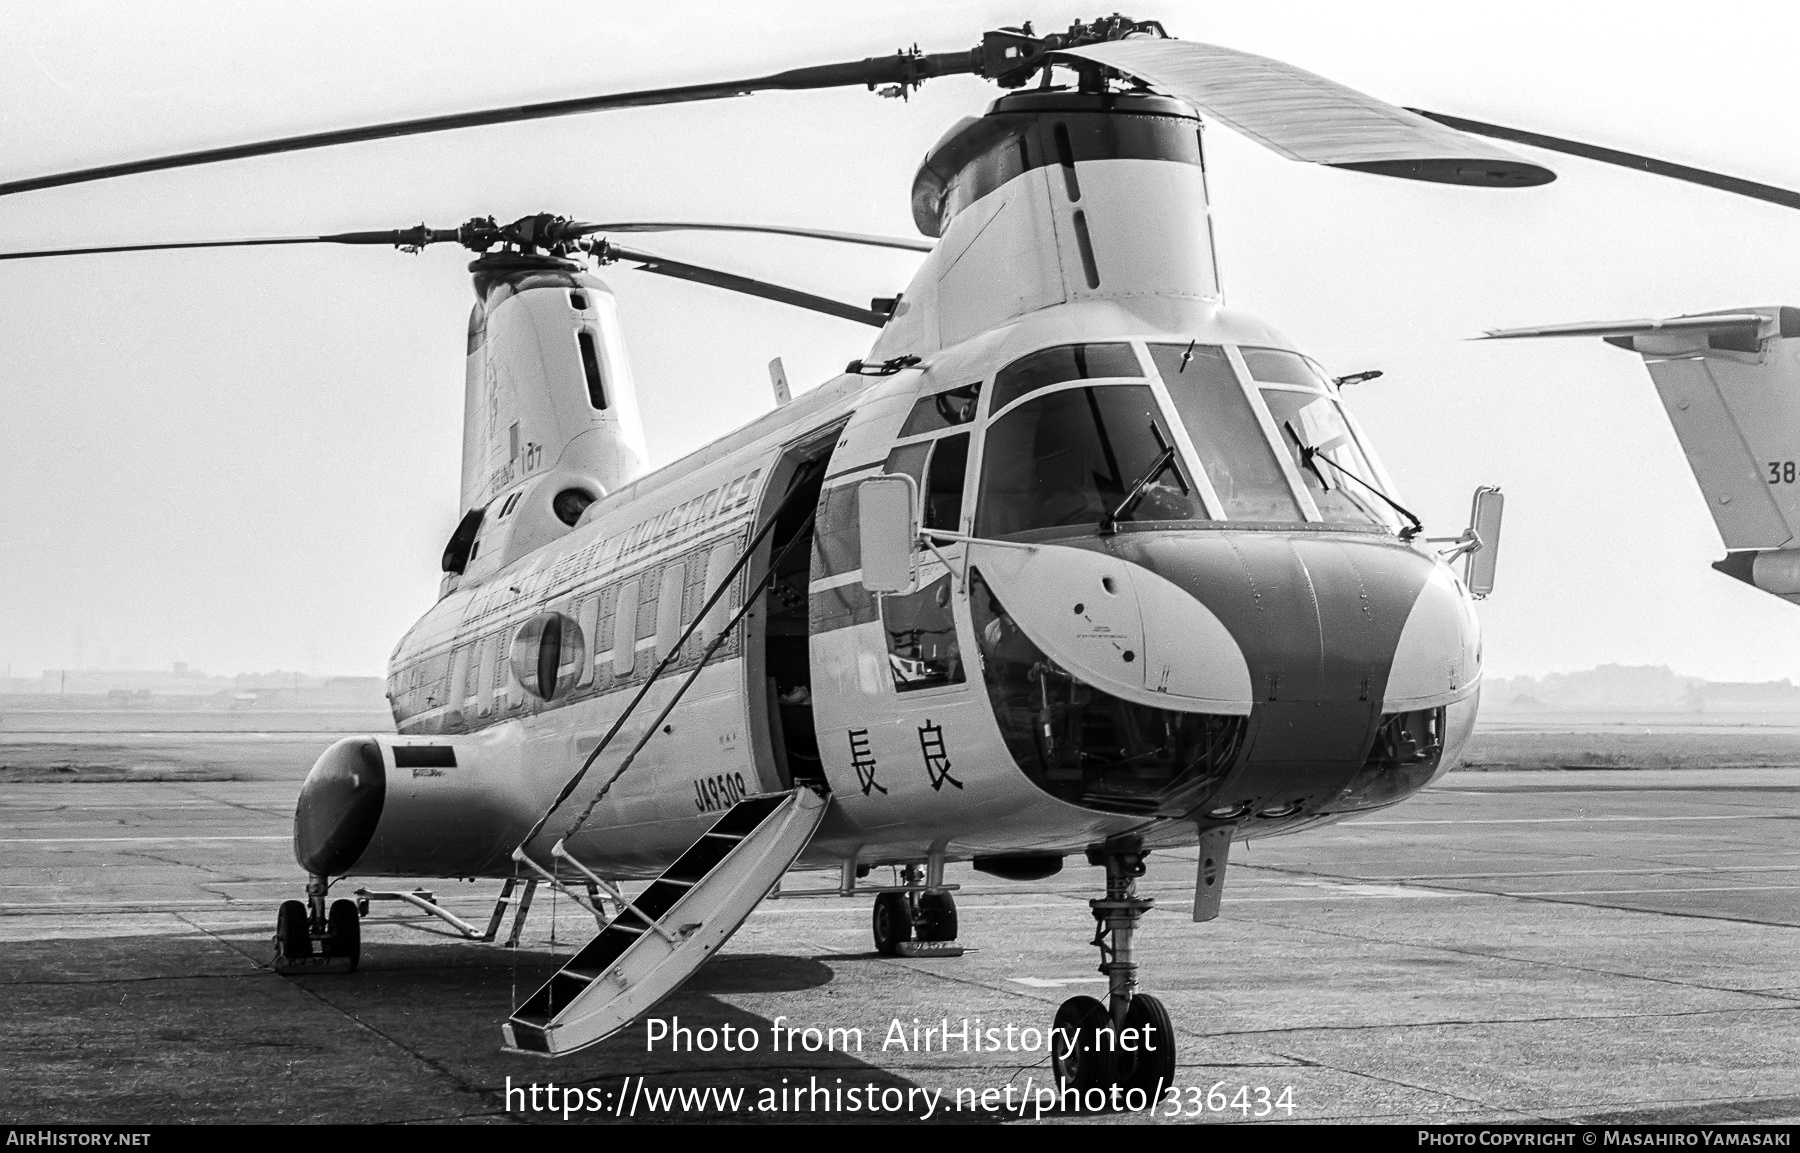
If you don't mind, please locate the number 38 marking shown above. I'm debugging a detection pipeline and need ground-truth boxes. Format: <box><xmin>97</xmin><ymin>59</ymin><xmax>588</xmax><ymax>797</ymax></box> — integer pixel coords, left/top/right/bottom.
<box><xmin>1769</xmin><ymin>462</ymin><xmax>1798</xmax><ymax>484</ymax></box>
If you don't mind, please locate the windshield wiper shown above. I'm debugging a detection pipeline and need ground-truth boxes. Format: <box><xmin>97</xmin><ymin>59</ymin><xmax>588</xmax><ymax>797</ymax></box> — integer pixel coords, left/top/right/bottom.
<box><xmin>1100</xmin><ymin>421</ymin><xmax>1189</xmax><ymax>535</ymax></box>
<box><xmin>1302</xmin><ymin>447</ymin><xmax>1424</xmax><ymax>541</ymax></box>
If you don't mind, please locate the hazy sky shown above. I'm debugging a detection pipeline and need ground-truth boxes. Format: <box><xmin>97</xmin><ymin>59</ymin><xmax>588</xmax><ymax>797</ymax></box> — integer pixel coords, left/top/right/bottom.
<box><xmin>4</xmin><ymin>1</ymin><xmax>1800</xmax><ymax>681</ymax></box>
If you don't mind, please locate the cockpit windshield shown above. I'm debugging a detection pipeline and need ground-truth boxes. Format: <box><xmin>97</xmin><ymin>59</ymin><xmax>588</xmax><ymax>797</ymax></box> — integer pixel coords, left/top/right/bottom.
<box><xmin>975</xmin><ymin>384</ymin><xmax>1203</xmax><ymax>539</ymax></box>
<box><xmin>1147</xmin><ymin>343</ymin><xmax>1301</xmax><ymax>522</ymax></box>
<box><xmin>1242</xmin><ymin>348</ymin><xmax>1405</xmax><ymax>531</ymax></box>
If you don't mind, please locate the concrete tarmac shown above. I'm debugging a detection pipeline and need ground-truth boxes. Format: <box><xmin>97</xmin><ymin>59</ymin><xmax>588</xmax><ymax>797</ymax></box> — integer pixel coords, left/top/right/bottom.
<box><xmin>1</xmin><ymin>769</ymin><xmax>1795</xmax><ymax>1125</ymax></box>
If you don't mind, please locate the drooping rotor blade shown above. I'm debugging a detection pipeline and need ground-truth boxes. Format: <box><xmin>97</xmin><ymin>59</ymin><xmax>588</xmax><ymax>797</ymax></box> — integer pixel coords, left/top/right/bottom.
<box><xmin>573</xmin><ymin>222</ymin><xmax>933</xmax><ymax>252</ymax></box>
<box><xmin>1409</xmin><ymin>111</ymin><xmax>1800</xmax><ymax>211</ymax></box>
<box><xmin>0</xmin><ymin>226</ymin><xmax>455</xmax><ymax>262</ymax></box>
<box><xmin>602</xmin><ymin>244</ymin><xmax>887</xmax><ymax>327</ymax></box>
<box><xmin>0</xmin><ymin>52</ymin><xmax>977</xmax><ymax>201</ymax></box>
<box><xmin>1054</xmin><ymin>39</ymin><xmax>1554</xmax><ymax>188</ymax></box>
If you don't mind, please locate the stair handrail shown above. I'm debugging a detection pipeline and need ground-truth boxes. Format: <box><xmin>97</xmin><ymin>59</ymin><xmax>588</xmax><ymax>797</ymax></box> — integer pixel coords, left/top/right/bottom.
<box><xmin>510</xmin><ymin>464</ymin><xmax>821</xmax><ymax>864</ymax></box>
<box><xmin>551</xmin><ymin>840</ymin><xmax>678</xmax><ymax>945</ymax></box>
<box><xmin>557</xmin><ymin>505</ymin><xmax>817</xmax><ymax>842</ymax></box>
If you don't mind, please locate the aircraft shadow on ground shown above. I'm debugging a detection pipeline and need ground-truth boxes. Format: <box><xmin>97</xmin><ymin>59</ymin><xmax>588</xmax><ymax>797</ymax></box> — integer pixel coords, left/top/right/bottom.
<box><xmin>292</xmin><ymin>942</ymin><xmax>999</xmax><ymax>1124</ymax></box>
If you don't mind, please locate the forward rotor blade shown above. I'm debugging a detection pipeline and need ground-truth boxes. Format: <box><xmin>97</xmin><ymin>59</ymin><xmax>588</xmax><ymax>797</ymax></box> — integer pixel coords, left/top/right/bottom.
<box><xmin>0</xmin><ymin>227</ymin><xmax>447</xmax><ymax>262</ymax></box>
<box><xmin>574</xmin><ymin>221</ymin><xmax>933</xmax><ymax>252</ymax></box>
<box><xmin>605</xmin><ymin>244</ymin><xmax>887</xmax><ymax>327</ymax></box>
<box><xmin>1054</xmin><ymin>39</ymin><xmax>1554</xmax><ymax>188</ymax></box>
<box><xmin>1410</xmin><ymin>111</ymin><xmax>1800</xmax><ymax>211</ymax></box>
<box><xmin>0</xmin><ymin>52</ymin><xmax>976</xmax><ymax>201</ymax></box>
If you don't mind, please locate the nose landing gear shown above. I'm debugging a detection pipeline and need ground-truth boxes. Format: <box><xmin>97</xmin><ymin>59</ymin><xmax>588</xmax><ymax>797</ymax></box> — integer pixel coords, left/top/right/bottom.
<box><xmin>1051</xmin><ymin>838</ymin><xmax>1177</xmax><ymax>1109</ymax></box>
<box><xmin>272</xmin><ymin>874</ymin><xmax>362</xmax><ymax>974</ymax></box>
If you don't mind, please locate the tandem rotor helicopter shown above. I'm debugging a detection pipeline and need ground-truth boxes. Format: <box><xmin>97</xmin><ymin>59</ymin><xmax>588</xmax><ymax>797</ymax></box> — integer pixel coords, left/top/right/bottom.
<box><xmin>8</xmin><ymin>12</ymin><xmax>1800</xmax><ymax>1095</ymax></box>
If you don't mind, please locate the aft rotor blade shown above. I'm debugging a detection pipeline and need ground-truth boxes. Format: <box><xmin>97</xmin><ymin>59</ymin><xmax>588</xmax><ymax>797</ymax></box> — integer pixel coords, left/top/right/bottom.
<box><xmin>1410</xmin><ymin>111</ymin><xmax>1800</xmax><ymax>211</ymax></box>
<box><xmin>575</xmin><ymin>221</ymin><xmax>933</xmax><ymax>252</ymax></box>
<box><xmin>0</xmin><ymin>52</ymin><xmax>976</xmax><ymax>201</ymax></box>
<box><xmin>606</xmin><ymin>244</ymin><xmax>887</xmax><ymax>327</ymax></box>
<box><xmin>0</xmin><ymin>227</ymin><xmax>448</xmax><ymax>261</ymax></box>
<box><xmin>1054</xmin><ymin>39</ymin><xmax>1554</xmax><ymax>188</ymax></box>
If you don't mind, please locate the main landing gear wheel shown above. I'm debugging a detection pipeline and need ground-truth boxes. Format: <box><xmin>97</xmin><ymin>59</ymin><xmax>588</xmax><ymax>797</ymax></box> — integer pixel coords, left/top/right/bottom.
<box><xmin>916</xmin><ymin>891</ymin><xmax>957</xmax><ymax>942</ymax></box>
<box><xmin>275</xmin><ymin>899</ymin><xmax>311</xmax><ymax>966</ymax></box>
<box><xmin>327</xmin><ymin>898</ymin><xmax>361</xmax><ymax>970</ymax></box>
<box><xmin>872</xmin><ymin>891</ymin><xmax>912</xmax><ymax>955</ymax></box>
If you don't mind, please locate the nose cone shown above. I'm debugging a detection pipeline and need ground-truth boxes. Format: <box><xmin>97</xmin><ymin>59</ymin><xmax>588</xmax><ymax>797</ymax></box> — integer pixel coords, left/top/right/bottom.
<box><xmin>1106</xmin><ymin>529</ymin><xmax>1476</xmax><ymax>816</ymax></box>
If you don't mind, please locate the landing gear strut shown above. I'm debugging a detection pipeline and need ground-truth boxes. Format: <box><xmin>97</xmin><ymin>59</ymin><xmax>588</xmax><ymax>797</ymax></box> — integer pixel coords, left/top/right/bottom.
<box><xmin>272</xmin><ymin>873</ymin><xmax>362</xmax><ymax>974</ymax></box>
<box><xmin>871</xmin><ymin>864</ymin><xmax>960</xmax><ymax>956</ymax></box>
<box><xmin>1051</xmin><ymin>838</ymin><xmax>1177</xmax><ymax>1107</ymax></box>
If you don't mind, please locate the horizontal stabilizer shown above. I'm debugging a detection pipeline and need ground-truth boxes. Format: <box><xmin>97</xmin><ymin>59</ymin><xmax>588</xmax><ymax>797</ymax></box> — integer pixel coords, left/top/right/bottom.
<box><xmin>1483</xmin><ymin>313</ymin><xmax>1771</xmax><ymax>343</ymax></box>
<box><xmin>1056</xmin><ymin>39</ymin><xmax>1553</xmax><ymax>188</ymax></box>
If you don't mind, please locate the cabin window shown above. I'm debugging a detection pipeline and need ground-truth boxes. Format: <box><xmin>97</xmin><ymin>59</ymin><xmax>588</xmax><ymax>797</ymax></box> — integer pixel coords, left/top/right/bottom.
<box><xmin>898</xmin><ymin>382</ymin><xmax>981</xmax><ymax>436</ymax></box>
<box><xmin>577</xmin><ymin>330</ymin><xmax>608</xmax><ymax>409</ymax></box>
<box><xmin>699</xmin><ymin>543</ymin><xmax>738</xmax><ymax>648</ymax></box>
<box><xmin>575</xmin><ymin>598</ymin><xmax>599</xmax><ymax>687</ymax></box>
<box><xmin>989</xmin><ymin>343</ymin><xmax>1141</xmax><ymax>414</ymax></box>
<box><xmin>882</xmin><ymin>572</ymin><xmax>964</xmax><ymax>692</ymax></box>
<box><xmin>654</xmin><ymin>565</ymin><xmax>686</xmax><ymax>660</ymax></box>
<box><xmin>610</xmin><ymin>580</ymin><xmax>640</xmax><ymax>675</ymax></box>
<box><xmin>568</xmin><ymin>291</ymin><xmax>588</xmax><ymax>311</ymax></box>
<box><xmin>974</xmin><ymin>384</ymin><xmax>1201</xmax><ymax>539</ymax></box>
<box><xmin>509</xmin><ymin>611</ymin><xmax>587</xmax><ymax>701</ymax></box>
<box><xmin>1148</xmin><ymin>343</ymin><xmax>1301</xmax><ymax>522</ymax></box>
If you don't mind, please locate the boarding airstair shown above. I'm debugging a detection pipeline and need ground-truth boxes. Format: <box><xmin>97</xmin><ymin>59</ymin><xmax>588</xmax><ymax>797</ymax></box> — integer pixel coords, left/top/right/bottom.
<box><xmin>502</xmin><ymin>787</ymin><xmax>828</xmax><ymax>1057</ymax></box>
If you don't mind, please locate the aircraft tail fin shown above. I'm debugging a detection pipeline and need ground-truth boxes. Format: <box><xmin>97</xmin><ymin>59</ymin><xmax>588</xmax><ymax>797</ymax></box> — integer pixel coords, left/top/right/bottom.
<box><xmin>1485</xmin><ymin>306</ymin><xmax>1800</xmax><ymax>604</ymax></box>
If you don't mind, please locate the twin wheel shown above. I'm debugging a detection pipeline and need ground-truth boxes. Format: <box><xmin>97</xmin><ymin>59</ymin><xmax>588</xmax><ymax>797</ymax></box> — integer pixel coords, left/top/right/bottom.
<box><xmin>273</xmin><ymin>897</ymin><xmax>362</xmax><ymax>972</ymax></box>
<box><xmin>1050</xmin><ymin>992</ymin><xmax>1177</xmax><ymax>1102</ymax></box>
<box><xmin>870</xmin><ymin>889</ymin><xmax>957</xmax><ymax>954</ymax></box>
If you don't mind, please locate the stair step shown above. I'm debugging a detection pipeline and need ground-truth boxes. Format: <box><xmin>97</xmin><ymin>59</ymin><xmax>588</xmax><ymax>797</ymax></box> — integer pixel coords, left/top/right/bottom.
<box><xmin>503</xmin><ymin>789</ymin><xmax>826</xmax><ymax>1057</ymax></box>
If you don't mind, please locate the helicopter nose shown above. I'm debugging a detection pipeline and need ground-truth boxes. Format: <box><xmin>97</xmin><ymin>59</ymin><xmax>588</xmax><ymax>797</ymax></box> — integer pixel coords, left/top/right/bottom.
<box><xmin>1108</xmin><ymin>530</ymin><xmax>1478</xmax><ymax>814</ymax></box>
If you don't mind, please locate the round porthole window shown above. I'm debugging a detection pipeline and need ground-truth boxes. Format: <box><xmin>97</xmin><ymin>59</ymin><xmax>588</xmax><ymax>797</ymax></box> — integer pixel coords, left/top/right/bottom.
<box><xmin>509</xmin><ymin>612</ymin><xmax>587</xmax><ymax>701</ymax></box>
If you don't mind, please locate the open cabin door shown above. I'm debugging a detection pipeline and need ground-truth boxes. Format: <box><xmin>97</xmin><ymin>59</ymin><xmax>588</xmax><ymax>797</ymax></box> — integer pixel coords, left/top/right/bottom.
<box><xmin>742</xmin><ymin>422</ymin><xmax>843</xmax><ymax>791</ymax></box>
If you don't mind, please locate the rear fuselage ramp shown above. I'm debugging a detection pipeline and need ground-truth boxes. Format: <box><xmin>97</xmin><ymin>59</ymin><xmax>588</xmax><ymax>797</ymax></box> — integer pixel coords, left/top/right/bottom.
<box><xmin>502</xmin><ymin>787</ymin><xmax>828</xmax><ymax>1057</ymax></box>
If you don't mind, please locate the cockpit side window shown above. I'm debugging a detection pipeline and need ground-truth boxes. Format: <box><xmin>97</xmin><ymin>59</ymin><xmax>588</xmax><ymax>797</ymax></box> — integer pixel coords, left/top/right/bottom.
<box><xmin>899</xmin><ymin>382</ymin><xmax>982</xmax><ymax>436</ymax></box>
<box><xmin>1256</xmin><ymin>384</ymin><xmax>1403</xmax><ymax>531</ymax></box>
<box><xmin>990</xmin><ymin>342</ymin><xmax>1142</xmax><ymax>414</ymax></box>
<box><xmin>923</xmin><ymin>432</ymin><xmax>970</xmax><ymax>531</ymax></box>
<box><xmin>974</xmin><ymin>384</ymin><xmax>1202</xmax><ymax>539</ymax></box>
<box><xmin>1148</xmin><ymin>343</ymin><xmax>1302</xmax><ymax>522</ymax></box>
<box><xmin>882</xmin><ymin>441</ymin><xmax>931</xmax><ymax>490</ymax></box>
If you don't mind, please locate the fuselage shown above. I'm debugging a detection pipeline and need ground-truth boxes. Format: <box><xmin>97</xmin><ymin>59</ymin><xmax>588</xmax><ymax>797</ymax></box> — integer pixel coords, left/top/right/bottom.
<box><xmin>297</xmin><ymin>89</ymin><xmax>1483</xmax><ymax>884</ymax></box>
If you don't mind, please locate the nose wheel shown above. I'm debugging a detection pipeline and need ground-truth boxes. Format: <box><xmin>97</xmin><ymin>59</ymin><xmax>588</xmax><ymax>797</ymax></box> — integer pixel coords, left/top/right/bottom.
<box><xmin>1050</xmin><ymin>839</ymin><xmax>1177</xmax><ymax>1108</ymax></box>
